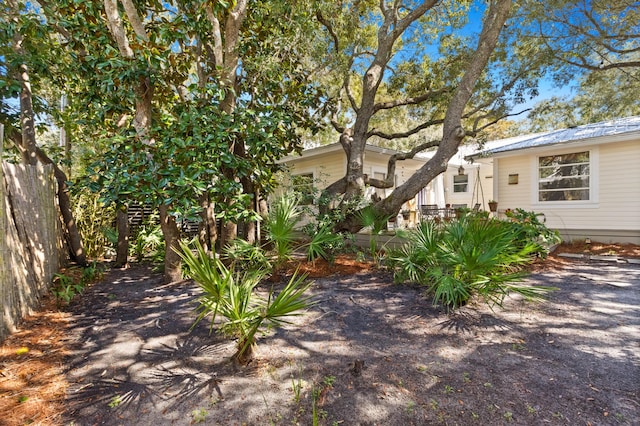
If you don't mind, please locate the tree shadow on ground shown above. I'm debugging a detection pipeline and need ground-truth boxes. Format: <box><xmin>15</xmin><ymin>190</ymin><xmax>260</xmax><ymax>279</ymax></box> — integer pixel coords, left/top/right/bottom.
<box><xmin>63</xmin><ymin>261</ymin><xmax>640</xmax><ymax>425</ymax></box>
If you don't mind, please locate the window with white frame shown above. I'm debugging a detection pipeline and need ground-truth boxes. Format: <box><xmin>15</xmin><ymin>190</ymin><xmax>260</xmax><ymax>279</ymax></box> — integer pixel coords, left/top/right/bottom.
<box><xmin>453</xmin><ymin>174</ymin><xmax>468</xmax><ymax>193</ymax></box>
<box><xmin>538</xmin><ymin>151</ymin><xmax>590</xmax><ymax>201</ymax></box>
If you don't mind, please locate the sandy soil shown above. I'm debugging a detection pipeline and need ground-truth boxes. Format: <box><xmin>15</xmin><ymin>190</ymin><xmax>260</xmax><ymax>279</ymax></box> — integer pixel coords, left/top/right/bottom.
<box><xmin>56</xmin><ymin>256</ymin><xmax>640</xmax><ymax>425</ymax></box>
<box><xmin>0</xmin><ymin>243</ymin><xmax>640</xmax><ymax>426</ymax></box>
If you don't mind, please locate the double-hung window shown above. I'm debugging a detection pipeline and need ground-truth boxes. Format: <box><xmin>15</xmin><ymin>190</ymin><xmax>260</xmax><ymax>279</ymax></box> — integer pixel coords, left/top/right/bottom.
<box><xmin>538</xmin><ymin>151</ymin><xmax>590</xmax><ymax>202</ymax></box>
<box><xmin>453</xmin><ymin>174</ymin><xmax>468</xmax><ymax>193</ymax></box>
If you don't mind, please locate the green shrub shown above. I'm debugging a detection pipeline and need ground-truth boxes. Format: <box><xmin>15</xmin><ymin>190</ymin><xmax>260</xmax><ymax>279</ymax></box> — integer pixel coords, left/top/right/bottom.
<box><xmin>356</xmin><ymin>204</ymin><xmax>395</xmax><ymax>259</ymax></box>
<box><xmin>71</xmin><ymin>188</ymin><xmax>116</xmax><ymax>259</ymax></box>
<box><xmin>388</xmin><ymin>216</ymin><xmax>555</xmax><ymax>310</ymax></box>
<box><xmin>131</xmin><ymin>217</ymin><xmax>164</xmax><ymax>262</ymax></box>
<box><xmin>51</xmin><ymin>272</ymin><xmax>85</xmax><ymax>304</ymax></box>
<box><xmin>504</xmin><ymin>208</ymin><xmax>562</xmax><ymax>257</ymax></box>
<box><xmin>223</xmin><ymin>238</ymin><xmax>272</xmax><ymax>270</ymax></box>
<box><xmin>178</xmin><ymin>240</ymin><xmax>314</xmax><ymax>364</ymax></box>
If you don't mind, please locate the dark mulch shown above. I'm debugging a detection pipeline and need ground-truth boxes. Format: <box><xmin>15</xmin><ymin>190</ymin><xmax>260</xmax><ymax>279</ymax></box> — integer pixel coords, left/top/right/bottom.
<box><xmin>58</xmin><ymin>258</ymin><xmax>640</xmax><ymax>425</ymax></box>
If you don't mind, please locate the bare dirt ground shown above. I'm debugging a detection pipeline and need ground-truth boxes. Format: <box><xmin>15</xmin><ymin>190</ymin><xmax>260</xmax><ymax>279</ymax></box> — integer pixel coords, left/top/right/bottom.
<box><xmin>1</xmin><ymin>244</ymin><xmax>639</xmax><ymax>425</ymax></box>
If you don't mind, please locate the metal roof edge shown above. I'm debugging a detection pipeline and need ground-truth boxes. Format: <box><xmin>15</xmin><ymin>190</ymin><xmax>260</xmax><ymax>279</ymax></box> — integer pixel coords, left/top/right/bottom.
<box><xmin>466</xmin><ymin>116</ymin><xmax>640</xmax><ymax>160</ymax></box>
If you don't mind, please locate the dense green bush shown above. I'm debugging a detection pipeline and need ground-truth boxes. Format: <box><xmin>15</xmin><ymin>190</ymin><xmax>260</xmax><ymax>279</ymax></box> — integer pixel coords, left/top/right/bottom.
<box><xmin>71</xmin><ymin>188</ymin><xmax>116</xmax><ymax>259</ymax></box>
<box><xmin>223</xmin><ymin>238</ymin><xmax>272</xmax><ymax>270</ymax></box>
<box><xmin>305</xmin><ymin>224</ymin><xmax>345</xmax><ymax>262</ymax></box>
<box><xmin>388</xmin><ymin>215</ymin><xmax>556</xmax><ymax>310</ymax></box>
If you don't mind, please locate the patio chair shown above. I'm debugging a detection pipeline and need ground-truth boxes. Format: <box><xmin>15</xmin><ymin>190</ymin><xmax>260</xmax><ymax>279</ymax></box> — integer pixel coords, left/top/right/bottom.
<box><xmin>420</xmin><ymin>204</ymin><xmax>440</xmax><ymax>219</ymax></box>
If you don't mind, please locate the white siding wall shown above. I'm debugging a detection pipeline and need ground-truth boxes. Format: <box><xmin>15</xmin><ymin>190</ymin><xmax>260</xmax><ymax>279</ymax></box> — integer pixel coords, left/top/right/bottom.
<box><xmin>596</xmin><ymin>140</ymin><xmax>640</xmax><ymax>230</ymax></box>
<box><xmin>493</xmin><ymin>139</ymin><xmax>640</xmax><ymax>242</ymax></box>
<box><xmin>285</xmin><ymin>152</ymin><xmax>346</xmax><ymax>189</ymax></box>
<box><xmin>493</xmin><ymin>155</ymin><xmax>532</xmax><ymax>210</ymax></box>
<box><xmin>444</xmin><ymin>164</ymin><xmax>491</xmax><ymax>208</ymax></box>
<box><xmin>476</xmin><ymin>159</ymin><xmax>496</xmax><ymax>209</ymax></box>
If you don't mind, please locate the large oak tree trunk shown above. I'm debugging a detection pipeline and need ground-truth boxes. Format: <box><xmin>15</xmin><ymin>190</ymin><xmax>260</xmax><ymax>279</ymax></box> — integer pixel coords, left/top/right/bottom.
<box><xmin>372</xmin><ymin>0</ymin><xmax>513</xmax><ymax>224</ymax></box>
<box><xmin>333</xmin><ymin>0</ymin><xmax>514</xmax><ymax>232</ymax></box>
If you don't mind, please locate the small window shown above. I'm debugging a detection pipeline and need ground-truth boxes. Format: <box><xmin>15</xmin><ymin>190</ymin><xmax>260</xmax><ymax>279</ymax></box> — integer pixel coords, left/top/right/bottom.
<box><xmin>292</xmin><ymin>173</ymin><xmax>315</xmax><ymax>205</ymax></box>
<box><xmin>538</xmin><ymin>151</ymin><xmax>590</xmax><ymax>201</ymax></box>
<box><xmin>453</xmin><ymin>174</ymin><xmax>468</xmax><ymax>193</ymax></box>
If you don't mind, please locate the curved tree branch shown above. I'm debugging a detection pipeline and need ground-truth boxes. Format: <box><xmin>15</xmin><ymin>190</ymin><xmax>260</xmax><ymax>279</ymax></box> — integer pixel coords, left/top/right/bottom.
<box><xmin>120</xmin><ymin>0</ymin><xmax>148</xmax><ymax>41</ymax></box>
<box><xmin>103</xmin><ymin>0</ymin><xmax>134</xmax><ymax>58</ymax></box>
<box><xmin>368</xmin><ymin>118</ymin><xmax>445</xmax><ymax>140</ymax></box>
<box><xmin>315</xmin><ymin>11</ymin><xmax>340</xmax><ymax>53</ymax></box>
<box><xmin>365</xmin><ymin>138</ymin><xmax>442</xmax><ymax>189</ymax></box>
<box><xmin>373</xmin><ymin>88</ymin><xmax>450</xmax><ymax>112</ymax></box>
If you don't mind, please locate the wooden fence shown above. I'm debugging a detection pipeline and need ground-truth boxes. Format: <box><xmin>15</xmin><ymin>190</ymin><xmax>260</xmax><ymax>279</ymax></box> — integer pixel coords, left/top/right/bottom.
<box><xmin>0</xmin><ymin>130</ymin><xmax>65</xmax><ymax>341</ymax></box>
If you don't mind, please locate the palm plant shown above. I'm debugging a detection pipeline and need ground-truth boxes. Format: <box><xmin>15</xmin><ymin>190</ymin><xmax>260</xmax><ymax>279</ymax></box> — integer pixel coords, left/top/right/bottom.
<box><xmin>356</xmin><ymin>205</ymin><xmax>394</xmax><ymax>258</ymax></box>
<box><xmin>389</xmin><ymin>216</ymin><xmax>555</xmax><ymax>310</ymax></box>
<box><xmin>178</xmin><ymin>240</ymin><xmax>313</xmax><ymax>364</ymax></box>
<box><xmin>132</xmin><ymin>218</ymin><xmax>164</xmax><ymax>261</ymax></box>
<box><xmin>265</xmin><ymin>194</ymin><xmax>301</xmax><ymax>266</ymax></box>
<box><xmin>306</xmin><ymin>224</ymin><xmax>344</xmax><ymax>263</ymax></box>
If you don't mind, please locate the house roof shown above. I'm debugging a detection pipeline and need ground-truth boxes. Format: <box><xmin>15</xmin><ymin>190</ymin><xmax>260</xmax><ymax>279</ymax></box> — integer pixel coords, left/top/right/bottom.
<box><xmin>468</xmin><ymin>116</ymin><xmax>640</xmax><ymax>159</ymax></box>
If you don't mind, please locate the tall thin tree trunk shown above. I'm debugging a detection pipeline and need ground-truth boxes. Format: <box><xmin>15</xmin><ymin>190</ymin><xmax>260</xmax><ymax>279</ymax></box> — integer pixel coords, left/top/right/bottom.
<box><xmin>17</xmin><ymin>63</ymin><xmax>38</xmax><ymax>166</ymax></box>
<box><xmin>114</xmin><ymin>204</ymin><xmax>129</xmax><ymax>267</ymax></box>
<box><xmin>209</xmin><ymin>0</ymin><xmax>247</xmax><ymax>247</ymax></box>
<box><xmin>9</xmin><ymin>128</ymin><xmax>87</xmax><ymax>265</ymax></box>
<box><xmin>33</xmin><ymin>146</ymin><xmax>86</xmax><ymax>265</ymax></box>
<box><xmin>242</xmin><ymin>177</ymin><xmax>256</xmax><ymax>244</ymax></box>
<box><xmin>8</xmin><ymin>0</ymin><xmax>37</xmax><ymax>165</ymax></box>
<box><xmin>159</xmin><ymin>203</ymin><xmax>182</xmax><ymax>282</ymax></box>
<box><xmin>198</xmin><ymin>193</ymin><xmax>217</xmax><ymax>253</ymax></box>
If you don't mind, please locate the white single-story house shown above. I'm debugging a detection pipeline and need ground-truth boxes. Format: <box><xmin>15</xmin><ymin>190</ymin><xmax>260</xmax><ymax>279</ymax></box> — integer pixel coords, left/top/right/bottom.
<box><xmin>468</xmin><ymin>116</ymin><xmax>640</xmax><ymax>244</ymax></box>
<box><xmin>278</xmin><ymin>142</ymin><xmax>497</xmax><ymax>226</ymax></box>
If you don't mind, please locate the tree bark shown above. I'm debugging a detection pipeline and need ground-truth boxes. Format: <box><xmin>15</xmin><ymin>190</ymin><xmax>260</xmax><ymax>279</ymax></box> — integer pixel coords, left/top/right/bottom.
<box><xmin>333</xmin><ymin>0</ymin><xmax>514</xmax><ymax>232</ymax></box>
<box><xmin>17</xmin><ymin>63</ymin><xmax>38</xmax><ymax>166</ymax></box>
<box><xmin>114</xmin><ymin>204</ymin><xmax>129</xmax><ymax>267</ymax></box>
<box><xmin>208</xmin><ymin>0</ymin><xmax>248</xmax><ymax>247</ymax></box>
<box><xmin>34</xmin><ymin>146</ymin><xmax>87</xmax><ymax>265</ymax></box>
<box><xmin>371</xmin><ymin>0</ymin><xmax>514</xmax><ymax>227</ymax></box>
<box><xmin>159</xmin><ymin>204</ymin><xmax>182</xmax><ymax>283</ymax></box>
<box><xmin>103</xmin><ymin>0</ymin><xmax>134</xmax><ymax>58</ymax></box>
<box><xmin>198</xmin><ymin>193</ymin><xmax>217</xmax><ymax>253</ymax></box>
<box><xmin>7</xmin><ymin>0</ymin><xmax>38</xmax><ymax>165</ymax></box>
